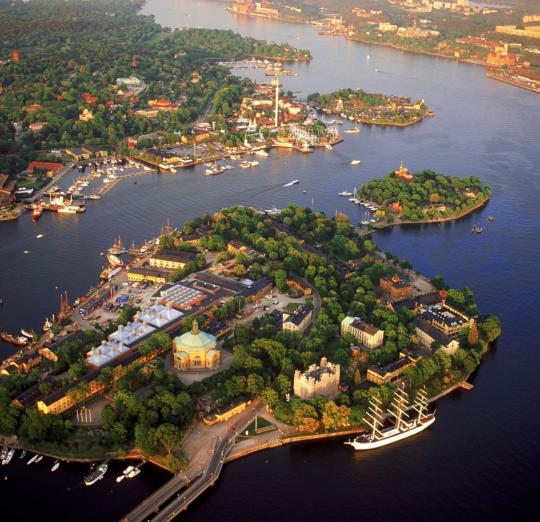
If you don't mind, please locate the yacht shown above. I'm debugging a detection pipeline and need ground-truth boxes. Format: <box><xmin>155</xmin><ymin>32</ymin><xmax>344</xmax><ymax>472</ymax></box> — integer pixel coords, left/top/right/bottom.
<box><xmin>345</xmin><ymin>387</ymin><xmax>435</xmax><ymax>451</ymax></box>
<box><xmin>84</xmin><ymin>463</ymin><xmax>108</xmax><ymax>486</ymax></box>
<box><xmin>339</xmin><ymin>191</ymin><xmax>353</xmax><ymax>197</ymax></box>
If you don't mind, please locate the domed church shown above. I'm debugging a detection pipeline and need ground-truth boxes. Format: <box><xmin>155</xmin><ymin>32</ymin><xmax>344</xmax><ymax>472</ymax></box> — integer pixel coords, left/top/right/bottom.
<box><xmin>172</xmin><ymin>321</ymin><xmax>221</xmax><ymax>371</ymax></box>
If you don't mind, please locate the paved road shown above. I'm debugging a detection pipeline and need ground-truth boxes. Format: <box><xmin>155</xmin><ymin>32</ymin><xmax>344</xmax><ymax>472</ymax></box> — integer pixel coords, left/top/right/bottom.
<box><xmin>150</xmin><ymin>435</ymin><xmax>234</xmax><ymax>521</ymax></box>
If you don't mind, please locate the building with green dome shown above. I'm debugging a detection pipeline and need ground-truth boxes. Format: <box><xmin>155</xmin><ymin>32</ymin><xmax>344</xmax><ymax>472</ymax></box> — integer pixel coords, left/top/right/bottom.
<box><xmin>172</xmin><ymin>321</ymin><xmax>221</xmax><ymax>371</ymax></box>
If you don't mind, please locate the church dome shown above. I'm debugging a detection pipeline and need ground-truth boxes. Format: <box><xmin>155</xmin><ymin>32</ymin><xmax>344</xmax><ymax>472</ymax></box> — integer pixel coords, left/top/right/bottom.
<box><xmin>173</xmin><ymin>321</ymin><xmax>216</xmax><ymax>352</ymax></box>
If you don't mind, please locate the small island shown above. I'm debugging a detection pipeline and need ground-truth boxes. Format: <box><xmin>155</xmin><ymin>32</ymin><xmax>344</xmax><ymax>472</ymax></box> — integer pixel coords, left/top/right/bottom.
<box><xmin>308</xmin><ymin>88</ymin><xmax>433</xmax><ymax>127</ymax></box>
<box><xmin>358</xmin><ymin>165</ymin><xmax>491</xmax><ymax>226</ymax></box>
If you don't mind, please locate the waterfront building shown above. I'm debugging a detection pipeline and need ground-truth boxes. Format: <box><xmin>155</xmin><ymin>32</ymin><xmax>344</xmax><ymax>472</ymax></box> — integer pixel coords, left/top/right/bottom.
<box><xmin>127</xmin><ymin>266</ymin><xmax>170</xmax><ymax>284</ymax></box>
<box><xmin>282</xmin><ymin>304</ymin><xmax>313</xmax><ymax>333</ymax></box>
<box><xmin>172</xmin><ymin>321</ymin><xmax>221</xmax><ymax>371</ymax></box>
<box><xmin>380</xmin><ymin>274</ymin><xmax>413</xmax><ymax>301</ymax></box>
<box><xmin>417</xmin><ymin>302</ymin><xmax>472</xmax><ymax>338</ymax></box>
<box><xmin>150</xmin><ymin>249</ymin><xmax>196</xmax><ymax>271</ymax></box>
<box><xmin>116</xmin><ymin>76</ymin><xmax>142</xmax><ymax>88</ymax></box>
<box><xmin>367</xmin><ymin>351</ymin><xmax>420</xmax><ymax>385</ymax></box>
<box><xmin>135</xmin><ymin>303</ymin><xmax>184</xmax><ymax>328</ymax></box>
<box><xmin>27</xmin><ymin>161</ymin><xmax>63</xmax><ymax>177</ymax></box>
<box><xmin>293</xmin><ymin>357</ymin><xmax>340</xmax><ymax>400</ymax></box>
<box><xmin>394</xmin><ymin>161</ymin><xmax>414</xmax><ymax>182</ymax></box>
<box><xmin>413</xmin><ymin>317</ymin><xmax>460</xmax><ymax>354</ymax></box>
<box><xmin>341</xmin><ymin>316</ymin><xmax>384</xmax><ymax>349</ymax></box>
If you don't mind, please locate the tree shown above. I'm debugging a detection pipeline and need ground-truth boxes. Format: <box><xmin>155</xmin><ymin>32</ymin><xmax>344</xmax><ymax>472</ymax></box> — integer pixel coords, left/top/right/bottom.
<box><xmin>274</xmin><ymin>375</ymin><xmax>291</xmax><ymax>399</ymax></box>
<box><xmin>321</xmin><ymin>401</ymin><xmax>350</xmax><ymax>431</ymax></box>
<box><xmin>152</xmin><ymin>423</ymin><xmax>182</xmax><ymax>457</ymax></box>
<box><xmin>261</xmin><ymin>388</ymin><xmax>279</xmax><ymax>409</ymax></box>
<box><xmin>467</xmin><ymin>322</ymin><xmax>479</xmax><ymax>347</ymax></box>
<box><xmin>481</xmin><ymin>315</ymin><xmax>501</xmax><ymax>343</ymax></box>
<box><xmin>246</xmin><ymin>374</ymin><xmax>264</xmax><ymax>396</ymax></box>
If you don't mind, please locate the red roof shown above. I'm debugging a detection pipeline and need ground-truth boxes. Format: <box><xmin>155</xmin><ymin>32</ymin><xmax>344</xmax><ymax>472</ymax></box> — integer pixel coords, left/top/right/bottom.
<box><xmin>28</xmin><ymin>161</ymin><xmax>63</xmax><ymax>174</ymax></box>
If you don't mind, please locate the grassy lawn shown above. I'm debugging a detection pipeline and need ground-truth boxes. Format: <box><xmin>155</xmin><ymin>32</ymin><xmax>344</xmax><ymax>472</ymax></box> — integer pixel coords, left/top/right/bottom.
<box><xmin>237</xmin><ymin>417</ymin><xmax>277</xmax><ymax>439</ymax></box>
<box><xmin>284</xmin><ymin>302</ymin><xmax>302</xmax><ymax>313</ymax></box>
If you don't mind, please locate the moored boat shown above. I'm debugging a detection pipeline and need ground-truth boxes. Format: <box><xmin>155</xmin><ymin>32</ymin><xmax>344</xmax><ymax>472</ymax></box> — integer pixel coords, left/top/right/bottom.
<box><xmin>84</xmin><ymin>463</ymin><xmax>108</xmax><ymax>486</ymax></box>
<box><xmin>345</xmin><ymin>387</ymin><xmax>435</xmax><ymax>451</ymax></box>
<box><xmin>0</xmin><ymin>332</ymin><xmax>28</xmax><ymax>346</ymax></box>
<box><xmin>51</xmin><ymin>460</ymin><xmax>60</xmax><ymax>472</ymax></box>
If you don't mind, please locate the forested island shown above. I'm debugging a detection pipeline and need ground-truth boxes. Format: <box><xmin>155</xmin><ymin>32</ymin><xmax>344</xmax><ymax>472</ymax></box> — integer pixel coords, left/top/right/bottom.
<box><xmin>0</xmin><ymin>0</ymin><xmax>310</xmax><ymax>176</ymax></box>
<box><xmin>308</xmin><ymin>88</ymin><xmax>432</xmax><ymax>126</ymax></box>
<box><xmin>0</xmin><ymin>205</ymin><xmax>500</xmax><ymax>470</ymax></box>
<box><xmin>359</xmin><ymin>168</ymin><xmax>491</xmax><ymax>222</ymax></box>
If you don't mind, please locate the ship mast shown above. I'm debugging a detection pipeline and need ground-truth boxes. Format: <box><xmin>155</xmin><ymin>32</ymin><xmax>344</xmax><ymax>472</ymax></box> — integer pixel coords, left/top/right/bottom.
<box><xmin>410</xmin><ymin>387</ymin><xmax>429</xmax><ymax>423</ymax></box>
<box><xmin>365</xmin><ymin>397</ymin><xmax>384</xmax><ymax>441</ymax></box>
<box><xmin>387</xmin><ymin>387</ymin><xmax>409</xmax><ymax>431</ymax></box>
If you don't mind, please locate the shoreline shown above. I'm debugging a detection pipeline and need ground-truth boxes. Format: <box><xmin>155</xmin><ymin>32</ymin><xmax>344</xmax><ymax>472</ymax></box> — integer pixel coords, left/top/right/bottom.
<box><xmin>358</xmin><ymin>197</ymin><xmax>490</xmax><ymax>237</ymax></box>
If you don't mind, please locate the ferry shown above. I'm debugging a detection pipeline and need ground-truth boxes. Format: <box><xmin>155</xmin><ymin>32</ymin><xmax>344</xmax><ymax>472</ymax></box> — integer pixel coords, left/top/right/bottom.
<box><xmin>351</xmin><ymin>160</ymin><xmax>361</xmax><ymax>166</ymax></box>
<box><xmin>346</xmin><ymin>387</ymin><xmax>435</xmax><ymax>451</ymax></box>
<box><xmin>0</xmin><ymin>332</ymin><xmax>28</xmax><ymax>346</ymax></box>
<box><xmin>84</xmin><ymin>463</ymin><xmax>108</xmax><ymax>486</ymax></box>
<box><xmin>283</xmin><ymin>180</ymin><xmax>300</xmax><ymax>187</ymax></box>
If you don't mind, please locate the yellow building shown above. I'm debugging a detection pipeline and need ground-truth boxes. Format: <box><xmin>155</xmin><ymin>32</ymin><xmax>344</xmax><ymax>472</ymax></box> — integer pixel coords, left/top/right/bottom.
<box><xmin>203</xmin><ymin>398</ymin><xmax>251</xmax><ymax>426</ymax></box>
<box><xmin>149</xmin><ymin>249</ymin><xmax>196</xmax><ymax>271</ymax></box>
<box><xmin>173</xmin><ymin>321</ymin><xmax>221</xmax><ymax>371</ymax></box>
<box><xmin>127</xmin><ymin>267</ymin><xmax>169</xmax><ymax>284</ymax></box>
<box><xmin>341</xmin><ymin>316</ymin><xmax>384</xmax><ymax>349</ymax></box>
<box><xmin>367</xmin><ymin>352</ymin><xmax>420</xmax><ymax>385</ymax></box>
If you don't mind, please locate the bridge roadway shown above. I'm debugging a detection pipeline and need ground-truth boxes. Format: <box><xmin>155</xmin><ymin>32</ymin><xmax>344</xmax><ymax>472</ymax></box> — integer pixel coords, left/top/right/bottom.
<box><xmin>149</xmin><ymin>435</ymin><xmax>235</xmax><ymax>521</ymax></box>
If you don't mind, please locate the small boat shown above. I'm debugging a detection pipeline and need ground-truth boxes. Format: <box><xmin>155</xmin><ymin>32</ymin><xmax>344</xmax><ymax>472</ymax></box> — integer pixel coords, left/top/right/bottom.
<box><xmin>283</xmin><ymin>180</ymin><xmax>300</xmax><ymax>187</ymax></box>
<box><xmin>34</xmin><ymin>455</ymin><xmax>43</xmax><ymax>463</ymax></box>
<box><xmin>339</xmin><ymin>191</ymin><xmax>353</xmax><ymax>197</ymax></box>
<box><xmin>488</xmin><ymin>215</ymin><xmax>496</xmax><ymax>221</ymax></box>
<box><xmin>27</xmin><ymin>454</ymin><xmax>38</xmax><ymax>465</ymax></box>
<box><xmin>303</xmin><ymin>190</ymin><xmax>307</xmax><ymax>194</ymax></box>
<box><xmin>1</xmin><ymin>448</ymin><xmax>15</xmax><ymax>465</ymax></box>
<box><xmin>43</xmin><ymin>317</ymin><xmax>53</xmax><ymax>332</ymax></box>
<box><xmin>250</xmin><ymin>160</ymin><xmax>260</xmax><ymax>167</ymax></box>
<box><xmin>344</xmin><ymin>126</ymin><xmax>360</xmax><ymax>134</ymax></box>
<box><xmin>360</xmin><ymin>220</ymin><xmax>369</xmax><ymax>226</ymax></box>
<box><xmin>122</xmin><ymin>465</ymin><xmax>135</xmax><ymax>476</ymax></box>
<box><xmin>351</xmin><ymin>160</ymin><xmax>361</xmax><ymax>166</ymax></box>
<box><xmin>240</xmin><ymin>161</ymin><xmax>251</xmax><ymax>169</ymax></box>
<box><xmin>471</xmin><ymin>225</ymin><xmax>484</xmax><ymax>234</ymax></box>
<box><xmin>23</xmin><ymin>250</ymin><xmax>30</xmax><ymax>254</ymax></box>
<box><xmin>325</xmin><ymin>143</ymin><xmax>333</xmax><ymax>151</ymax></box>
<box><xmin>32</xmin><ymin>203</ymin><xmax>43</xmax><ymax>221</ymax></box>
<box><xmin>19</xmin><ymin>450</ymin><xmax>27</xmax><ymax>459</ymax></box>
<box><xmin>21</xmin><ymin>329</ymin><xmax>34</xmax><ymax>339</ymax></box>
<box><xmin>116</xmin><ymin>474</ymin><xmax>125</xmax><ymax>483</ymax></box>
<box><xmin>84</xmin><ymin>463</ymin><xmax>108</xmax><ymax>486</ymax></box>
<box><xmin>254</xmin><ymin>149</ymin><xmax>268</xmax><ymax>157</ymax></box>
<box><xmin>36</xmin><ymin>234</ymin><xmax>44</xmax><ymax>239</ymax></box>
<box><xmin>88</xmin><ymin>194</ymin><xmax>101</xmax><ymax>200</ymax></box>
<box><xmin>127</xmin><ymin>468</ymin><xmax>141</xmax><ymax>478</ymax></box>
<box><xmin>51</xmin><ymin>460</ymin><xmax>60</xmax><ymax>472</ymax></box>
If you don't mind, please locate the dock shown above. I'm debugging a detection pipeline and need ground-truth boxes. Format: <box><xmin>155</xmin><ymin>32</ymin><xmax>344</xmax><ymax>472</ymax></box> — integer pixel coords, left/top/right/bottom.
<box><xmin>458</xmin><ymin>381</ymin><xmax>474</xmax><ymax>391</ymax></box>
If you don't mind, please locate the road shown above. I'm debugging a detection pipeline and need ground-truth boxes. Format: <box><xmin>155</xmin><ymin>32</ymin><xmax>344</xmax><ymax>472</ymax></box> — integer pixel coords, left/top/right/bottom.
<box><xmin>150</xmin><ymin>435</ymin><xmax>234</xmax><ymax>521</ymax></box>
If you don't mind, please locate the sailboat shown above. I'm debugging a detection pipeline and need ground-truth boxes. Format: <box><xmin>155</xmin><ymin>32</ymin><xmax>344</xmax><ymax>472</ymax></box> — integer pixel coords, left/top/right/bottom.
<box><xmin>345</xmin><ymin>387</ymin><xmax>435</xmax><ymax>450</ymax></box>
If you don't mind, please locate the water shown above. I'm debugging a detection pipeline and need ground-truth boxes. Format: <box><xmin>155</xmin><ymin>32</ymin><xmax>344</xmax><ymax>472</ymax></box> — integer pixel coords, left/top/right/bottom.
<box><xmin>1</xmin><ymin>0</ymin><xmax>539</xmax><ymax>519</ymax></box>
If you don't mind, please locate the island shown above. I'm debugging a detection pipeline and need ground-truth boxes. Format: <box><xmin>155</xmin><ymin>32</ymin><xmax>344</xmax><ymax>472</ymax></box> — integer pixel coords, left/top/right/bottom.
<box><xmin>308</xmin><ymin>88</ymin><xmax>433</xmax><ymax>127</ymax></box>
<box><xmin>0</xmin><ymin>203</ymin><xmax>501</xmax><ymax>506</ymax></box>
<box><xmin>356</xmin><ymin>165</ymin><xmax>491</xmax><ymax>228</ymax></box>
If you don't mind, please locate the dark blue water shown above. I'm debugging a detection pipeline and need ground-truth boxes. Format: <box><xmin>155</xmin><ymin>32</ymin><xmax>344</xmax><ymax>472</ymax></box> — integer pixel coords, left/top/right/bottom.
<box><xmin>1</xmin><ymin>0</ymin><xmax>539</xmax><ymax>519</ymax></box>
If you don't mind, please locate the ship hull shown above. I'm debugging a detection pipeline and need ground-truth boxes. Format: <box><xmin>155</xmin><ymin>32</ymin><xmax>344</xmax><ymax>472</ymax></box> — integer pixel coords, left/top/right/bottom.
<box><xmin>347</xmin><ymin>415</ymin><xmax>435</xmax><ymax>450</ymax></box>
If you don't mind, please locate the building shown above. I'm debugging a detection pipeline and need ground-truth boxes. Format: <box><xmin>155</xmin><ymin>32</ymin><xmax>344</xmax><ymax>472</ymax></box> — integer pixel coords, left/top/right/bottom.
<box><xmin>116</xmin><ymin>76</ymin><xmax>142</xmax><ymax>88</ymax></box>
<box><xmin>394</xmin><ymin>161</ymin><xmax>414</xmax><ymax>182</ymax></box>
<box><xmin>367</xmin><ymin>351</ymin><xmax>420</xmax><ymax>385</ymax></box>
<box><xmin>127</xmin><ymin>266</ymin><xmax>170</xmax><ymax>284</ymax></box>
<box><xmin>282</xmin><ymin>304</ymin><xmax>313</xmax><ymax>333</ymax></box>
<box><xmin>28</xmin><ymin>122</ymin><xmax>47</xmax><ymax>133</ymax></box>
<box><xmin>496</xmin><ymin>25</ymin><xmax>540</xmax><ymax>40</ymax></box>
<box><xmin>203</xmin><ymin>396</ymin><xmax>251</xmax><ymax>425</ymax></box>
<box><xmin>379</xmin><ymin>22</ymin><xmax>398</xmax><ymax>32</ymax></box>
<box><xmin>150</xmin><ymin>249</ymin><xmax>196</xmax><ymax>270</ymax></box>
<box><xmin>172</xmin><ymin>321</ymin><xmax>221</xmax><ymax>371</ymax></box>
<box><xmin>413</xmin><ymin>317</ymin><xmax>460</xmax><ymax>354</ymax></box>
<box><xmin>341</xmin><ymin>316</ymin><xmax>384</xmax><ymax>349</ymax></box>
<box><xmin>27</xmin><ymin>161</ymin><xmax>63</xmax><ymax>177</ymax></box>
<box><xmin>293</xmin><ymin>357</ymin><xmax>340</xmax><ymax>399</ymax></box>
<box><xmin>417</xmin><ymin>302</ymin><xmax>471</xmax><ymax>338</ymax></box>
<box><xmin>380</xmin><ymin>274</ymin><xmax>413</xmax><ymax>301</ymax></box>
<box><xmin>64</xmin><ymin>147</ymin><xmax>91</xmax><ymax>160</ymax></box>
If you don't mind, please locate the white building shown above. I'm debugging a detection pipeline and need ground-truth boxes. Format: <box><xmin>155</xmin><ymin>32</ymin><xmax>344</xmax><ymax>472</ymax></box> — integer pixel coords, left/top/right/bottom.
<box><xmin>293</xmin><ymin>357</ymin><xmax>340</xmax><ymax>400</ymax></box>
<box><xmin>341</xmin><ymin>316</ymin><xmax>384</xmax><ymax>349</ymax></box>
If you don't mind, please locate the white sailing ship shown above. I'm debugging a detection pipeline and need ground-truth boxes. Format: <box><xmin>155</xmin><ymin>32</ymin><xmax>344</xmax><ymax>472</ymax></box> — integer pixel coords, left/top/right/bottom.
<box><xmin>346</xmin><ymin>387</ymin><xmax>435</xmax><ymax>450</ymax></box>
